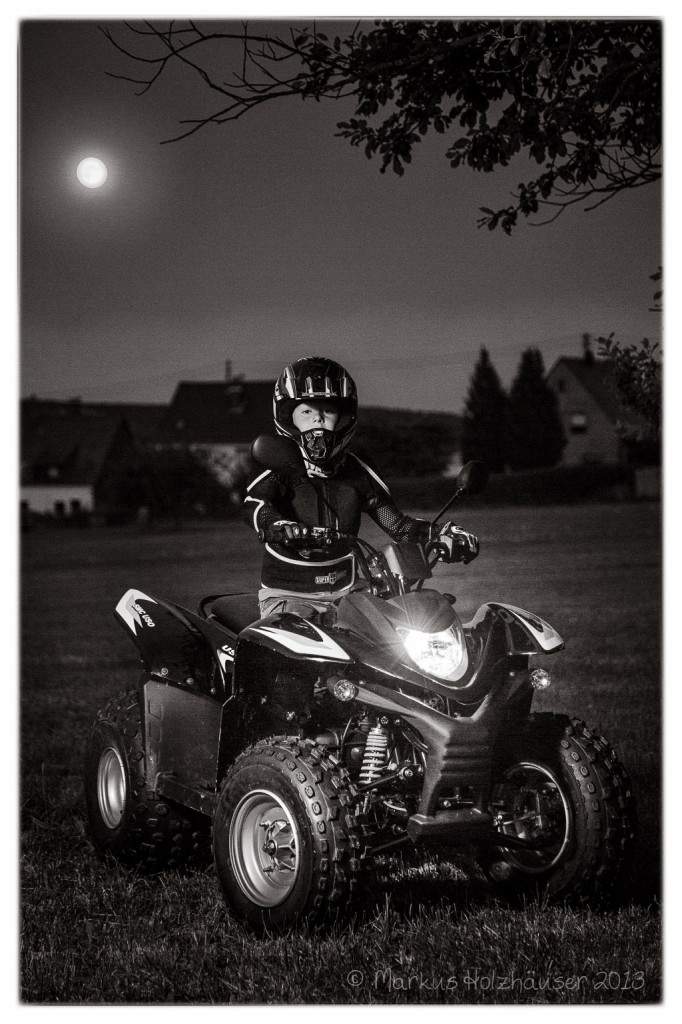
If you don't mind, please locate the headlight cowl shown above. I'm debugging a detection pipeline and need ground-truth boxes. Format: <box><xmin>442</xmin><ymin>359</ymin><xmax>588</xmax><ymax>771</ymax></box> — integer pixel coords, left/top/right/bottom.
<box><xmin>396</xmin><ymin>622</ymin><xmax>468</xmax><ymax>682</ymax></box>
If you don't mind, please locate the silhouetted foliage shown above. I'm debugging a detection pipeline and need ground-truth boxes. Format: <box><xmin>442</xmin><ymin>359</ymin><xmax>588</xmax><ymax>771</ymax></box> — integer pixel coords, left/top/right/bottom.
<box><xmin>141</xmin><ymin>447</ymin><xmax>234</xmax><ymax>522</ymax></box>
<box><xmin>390</xmin><ymin>462</ymin><xmax>633</xmax><ymax>509</ymax></box>
<box><xmin>106</xmin><ymin>19</ymin><xmax>661</xmax><ymax>232</ymax></box>
<box><xmin>596</xmin><ymin>270</ymin><xmax>662</xmax><ymax>440</ymax></box>
<box><xmin>461</xmin><ymin>348</ymin><xmax>507</xmax><ymax>472</ymax></box>
<box><xmin>506</xmin><ymin>348</ymin><xmax>565</xmax><ymax>470</ymax></box>
<box><xmin>354</xmin><ymin>406</ymin><xmax>460</xmax><ymax>477</ymax></box>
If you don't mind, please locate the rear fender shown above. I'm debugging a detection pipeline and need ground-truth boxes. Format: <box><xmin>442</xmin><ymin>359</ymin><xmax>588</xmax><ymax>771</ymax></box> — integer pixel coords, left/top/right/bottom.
<box><xmin>467</xmin><ymin>602</ymin><xmax>564</xmax><ymax>656</ymax></box>
<box><xmin>115</xmin><ymin>589</ymin><xmax>224</xmax><ymax>693</ymax></box>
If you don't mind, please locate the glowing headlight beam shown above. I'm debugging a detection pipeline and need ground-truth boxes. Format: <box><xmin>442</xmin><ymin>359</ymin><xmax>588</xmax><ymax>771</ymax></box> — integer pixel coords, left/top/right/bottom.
<box><xmin>396</xmin><ymin>625</ymin><xmax>467</xmax><ymax>681</ymax></box>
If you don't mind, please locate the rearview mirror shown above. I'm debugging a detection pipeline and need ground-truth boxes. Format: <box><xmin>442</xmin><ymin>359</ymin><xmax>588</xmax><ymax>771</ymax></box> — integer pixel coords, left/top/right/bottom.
<box><xmin>457</xmin><ymin>460</ymin><xmax>488</xmax><ymax>495</ymax></box>
<box><xmin>431</xmin><ymin>460</ymin><xmax>489</xmax><ymax>525</ymax></box>
<box><xmin>251</xmin><ymin>434</ymin><xmax>302</xmax><ymax>473</ymax></box>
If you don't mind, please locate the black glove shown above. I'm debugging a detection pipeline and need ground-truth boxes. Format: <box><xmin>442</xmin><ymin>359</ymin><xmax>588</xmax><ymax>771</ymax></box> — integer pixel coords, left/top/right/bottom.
<box><xmin>262</xmin><ymin>521</ymin><xmax>311</xmax><ymax>546</ymax></box>
<box><xmin>431</xmin><ymin>522</ymin><xmax>480</xmax><ymax>564</ymax></box>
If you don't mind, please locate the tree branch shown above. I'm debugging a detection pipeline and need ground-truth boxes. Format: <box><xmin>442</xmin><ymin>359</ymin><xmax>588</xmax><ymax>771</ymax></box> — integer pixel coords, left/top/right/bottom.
<box><xmin>103</xmin><ymin>18</ymin><xmax>661</xmax><ymax>231</ymax></box>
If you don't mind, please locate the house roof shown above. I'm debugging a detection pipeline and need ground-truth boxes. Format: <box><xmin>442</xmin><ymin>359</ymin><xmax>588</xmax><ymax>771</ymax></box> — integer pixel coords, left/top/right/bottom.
<box><xmin>548</xmin><ymin>357</ymin><xmax>640</xmax><ymax>425</ymax></box>
<box><xmin>153</xmin><ymin>380</ymin><xmax>273</xmax><ymax>445</ymax></box>
<box><xmin>21</xmin><ymin>398</ymin><xmax>165</xmax><ymax>444</ymax></box>
<box><xmin>21</xmin><ymin>408</ymin><xmax>129</xmax><ymax>486</ymax></box>
<box><xmin>107</xmin><ymin>403</ymin><xmax>166</xmax><ymax>442</ymax></box>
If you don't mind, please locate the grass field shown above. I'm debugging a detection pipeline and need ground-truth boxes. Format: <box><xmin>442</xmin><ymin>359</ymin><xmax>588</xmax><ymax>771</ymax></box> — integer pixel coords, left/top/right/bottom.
<box><xmin>20</xmin><ymin>502</ymin><xmax>661</xmax><ymax>1004</ymax></box>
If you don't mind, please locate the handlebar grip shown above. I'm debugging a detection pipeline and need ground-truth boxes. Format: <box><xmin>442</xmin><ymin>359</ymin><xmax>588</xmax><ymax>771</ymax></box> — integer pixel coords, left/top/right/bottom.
<box><xmin>264</xmin><ymin>525</ymin><xmax>353</xmax><ymax>547</ymax></box>
<box><xmin>429</xmin><ymin>542</ymin><xmax>449</xmax><ymax>563</ymax></box>
<box><xmin>309</xmin><ymin>526</ymin><xmax>355</xmax><ymax>543</ymax></box>
<box><xmin>288</xmin><ymin>526</ymin><xmax>347</xmax><ymax>547</ymax></box>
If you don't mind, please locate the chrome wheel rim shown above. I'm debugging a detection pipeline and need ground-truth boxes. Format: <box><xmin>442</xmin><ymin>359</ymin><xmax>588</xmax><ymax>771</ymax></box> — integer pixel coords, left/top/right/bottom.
<box><xmin>97</xmin><ymin>746</ymin><xmax>127</xmax><ymax>829</ymax></box>
<box><xmin>229</xmin><ymin>789</ymin><xmax>301</xmax><ymax>908</ymax></box>
<box><xmin>493</xmin><ymin>761</ymin><xmax>572</xmax><ymax>874</ymax></box>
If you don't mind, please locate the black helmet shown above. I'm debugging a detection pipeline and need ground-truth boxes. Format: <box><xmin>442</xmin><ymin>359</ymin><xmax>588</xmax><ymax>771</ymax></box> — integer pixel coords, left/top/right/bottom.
<box><xmin>273</xmin><ymin>356</ymin><xmax>357</xmax><ymax>466</ymax></box>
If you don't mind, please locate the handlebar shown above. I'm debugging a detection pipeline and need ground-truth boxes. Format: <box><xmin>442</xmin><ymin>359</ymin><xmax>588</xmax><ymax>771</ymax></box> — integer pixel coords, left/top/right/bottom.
<box><xmin>314</xmin><ymin>529</ymin><xmax>451</xmax><ymax>582</ymax></box>
<box><xmin>282</xmin><ymin>525</ymin><xmax>454</xmax><ymax>568</ymax></box>
<box><xmin>286</xmin><ymin>523</ymin><xmax>466</xmax><ymax>567</ymax></box>
<box><xmin>425</xmin><ymin>540</ymin><xmax>446</xmax><ymax>571</ymax></box>
<box><xmin>286</xmin><ymin>525</ymin><xmax>348</xmax><ymax>548</ymax></box>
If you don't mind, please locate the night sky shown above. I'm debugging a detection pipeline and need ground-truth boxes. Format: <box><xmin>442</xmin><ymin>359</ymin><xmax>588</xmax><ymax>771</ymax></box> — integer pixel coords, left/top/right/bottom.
<box><xmin>20</xmin><ymin>19</ymin><xmax>662</xmax><ymax>414</ymax></box>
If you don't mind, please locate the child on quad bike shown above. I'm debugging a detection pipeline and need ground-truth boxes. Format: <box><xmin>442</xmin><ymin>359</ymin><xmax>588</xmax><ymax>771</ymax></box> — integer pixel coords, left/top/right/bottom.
<box><xmin>245</xmin><ymin>356</ymin><xmax>479</xmax><ymax>623</ymax></box>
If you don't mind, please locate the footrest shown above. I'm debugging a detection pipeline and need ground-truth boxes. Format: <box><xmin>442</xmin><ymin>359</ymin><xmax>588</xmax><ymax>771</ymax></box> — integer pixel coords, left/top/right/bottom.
<box><xmin>407</xmin><ymin>808</ymin><xmax>492</xmax><ymax>844</ymax></box>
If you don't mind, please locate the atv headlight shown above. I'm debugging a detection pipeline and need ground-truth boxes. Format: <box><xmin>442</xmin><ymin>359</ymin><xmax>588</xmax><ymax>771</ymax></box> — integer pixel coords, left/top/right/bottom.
<box><xmin>396</xmin><ymin>624</ymin><xmax>467</xmax><ymax>681</ymax></box>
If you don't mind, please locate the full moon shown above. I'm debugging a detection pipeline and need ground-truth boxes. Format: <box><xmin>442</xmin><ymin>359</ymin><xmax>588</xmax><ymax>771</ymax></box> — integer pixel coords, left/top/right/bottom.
<box><xmin>76</xmin><ymin>157</ymin><xmax>108</xmax><ymax>189</ymax></box>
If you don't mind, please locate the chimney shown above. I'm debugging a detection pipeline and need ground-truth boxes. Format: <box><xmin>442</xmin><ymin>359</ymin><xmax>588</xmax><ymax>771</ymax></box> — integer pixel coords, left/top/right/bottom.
<box><xmin>225</xmin><ymin>360</ymin><xmax>232</xmax><ymax>382</ymax></box>
<box><xmin>582</xmin><ymin>333</ymin><xmax>595</xmax><ymax>365</ymax></box>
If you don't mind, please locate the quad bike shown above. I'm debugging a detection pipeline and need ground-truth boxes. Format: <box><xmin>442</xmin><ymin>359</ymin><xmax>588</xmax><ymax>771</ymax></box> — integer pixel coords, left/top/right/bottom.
<box><xmin>84</xmin><ymin>438</ymin><xmax>635</xmax><ymax>931</ymax></box>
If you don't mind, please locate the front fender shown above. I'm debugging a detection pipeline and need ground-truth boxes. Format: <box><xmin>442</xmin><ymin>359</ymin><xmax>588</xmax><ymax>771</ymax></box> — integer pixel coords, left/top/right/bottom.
<box><xmin>467</xmin><ymin>602</ymin><xmax>564</xmax><ymax>656</ymax></box>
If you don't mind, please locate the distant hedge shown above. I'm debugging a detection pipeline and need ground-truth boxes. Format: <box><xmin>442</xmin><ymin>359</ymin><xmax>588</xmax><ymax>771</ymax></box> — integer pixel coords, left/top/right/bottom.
<box><xmin>354</xmin><ymin>406</ymin><xmax>461</xmax><ymax>477</ymax></box>
<box><xmin>388</xmin><ymin>463</ymin><xmax>636</xmax><ymax>510</ymax></box>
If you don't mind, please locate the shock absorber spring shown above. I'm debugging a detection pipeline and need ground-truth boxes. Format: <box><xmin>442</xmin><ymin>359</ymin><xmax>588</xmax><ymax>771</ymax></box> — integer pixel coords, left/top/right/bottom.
<box><xmin>358</xmin><ymin>722</ymin><xmax>389</xmax><ymax>784</ymax></box>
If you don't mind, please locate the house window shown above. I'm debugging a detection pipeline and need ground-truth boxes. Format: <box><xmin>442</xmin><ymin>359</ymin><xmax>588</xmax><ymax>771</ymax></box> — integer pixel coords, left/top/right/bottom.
<box><xmin>569</xmin><ymin>412</ymin><xmax>588</xmax><ymax>434</ymax></box>
<box><xmin>70</xmin><ymin>499</ymin><xmax>81</xmax><ymax>515</ymax></box>
<box><xmin>557</xmin><ymin>379</ymin><xmax>566</xmax><ymax>393</ymax></box>
<box><xmin>54</xmin><ymin>501</ymin><xmax>65</xmax><ymax>517</ymax></box>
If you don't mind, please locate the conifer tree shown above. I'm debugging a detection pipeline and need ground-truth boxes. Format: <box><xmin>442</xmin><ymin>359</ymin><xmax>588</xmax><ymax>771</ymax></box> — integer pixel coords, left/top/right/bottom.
<box><xmin>506</xmin><ymin>348</ymin><xmax>566</xmax><ymax>470</ymax></box>
<box><xmin>461</xmin><ymin>348</ymin><xmax>507</xmax><ymax>472</ymax></box>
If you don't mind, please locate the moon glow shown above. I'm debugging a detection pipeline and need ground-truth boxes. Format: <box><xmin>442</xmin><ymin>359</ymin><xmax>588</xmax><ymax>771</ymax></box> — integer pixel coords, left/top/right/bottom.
<box><xmin>76</xmin><ymin>157</ymin><xmax>108</xmax><ymax>188</ymax></box>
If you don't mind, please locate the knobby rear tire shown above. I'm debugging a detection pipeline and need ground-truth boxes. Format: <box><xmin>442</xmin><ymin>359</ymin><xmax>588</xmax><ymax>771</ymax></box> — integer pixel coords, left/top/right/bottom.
<box><xmin>84</xmin><ymin>688</ymin><xmax>210</xmax><ymax>870</ymax></box>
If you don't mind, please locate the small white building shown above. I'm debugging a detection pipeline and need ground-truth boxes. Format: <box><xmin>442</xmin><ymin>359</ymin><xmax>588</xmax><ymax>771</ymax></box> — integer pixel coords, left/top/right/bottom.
<box><xmin>21</xmin><ymin>403</ymin><xmax>147</xmax><ymax>520</ymax></box>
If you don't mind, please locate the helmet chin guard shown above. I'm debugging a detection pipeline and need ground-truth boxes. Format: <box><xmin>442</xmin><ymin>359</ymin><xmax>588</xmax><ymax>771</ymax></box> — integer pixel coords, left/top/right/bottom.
<box><xmin>300</xmin><ymin>428</ymin><xmax>335</xmax><ymax>464</ymax></box>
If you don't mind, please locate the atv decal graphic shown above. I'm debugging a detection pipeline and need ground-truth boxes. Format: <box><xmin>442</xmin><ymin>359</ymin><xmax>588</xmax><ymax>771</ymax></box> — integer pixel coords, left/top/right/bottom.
<box><xmin>252</xmin><ymin>623</ymin><xmax>350</xmax><ymax>660</ymax></box>
<box><xmin>116</xmin><ymin>589</ymin><xmax>158</xmax><ymax>635</ymax></box>
<box><xmin>217</xmin><ymin>643</ymin><xmax>235</xmax><ymax>673</ymax></box>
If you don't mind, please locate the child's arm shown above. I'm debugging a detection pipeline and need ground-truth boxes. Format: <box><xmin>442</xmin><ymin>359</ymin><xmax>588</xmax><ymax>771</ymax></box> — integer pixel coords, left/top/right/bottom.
<box><xmin>348</xmin><ymin>451</ymin><xmax>431</xmax><ymax>544</ymax></box>
<box><xmin>352</xmin><ymin>451</ymin><xmax>478</xmax><ymax>561</ymax></box>
<box><xmin>365</xmin><ymin>495</ymin><xmax>431</xmax><ymax>544</ymax></box>
<box><xmin>243</xmin><ymin>469</ymin><xmax>308</xmax><ymax>544</ymax></box>
<box><xmin>368</xmin><ymin>497</ymin><xmax>479</xmax><ymax>562</ymax></box>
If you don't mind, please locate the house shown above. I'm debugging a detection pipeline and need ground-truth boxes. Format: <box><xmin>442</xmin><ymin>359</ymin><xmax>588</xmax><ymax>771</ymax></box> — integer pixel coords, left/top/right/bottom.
<box><xmin>546</xmin><ymin>352</ymin><xmax>646</xmax><ymax>466</ymax></box>
<box><xmin>151</xmin><ymin>377</ymin><xmax>273</xmax><ymax>486</ymax></box>
<box><xmin>21</xmin><ymin>400</ymin><xmax>153</xmax><ymax>521</ymax></box>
